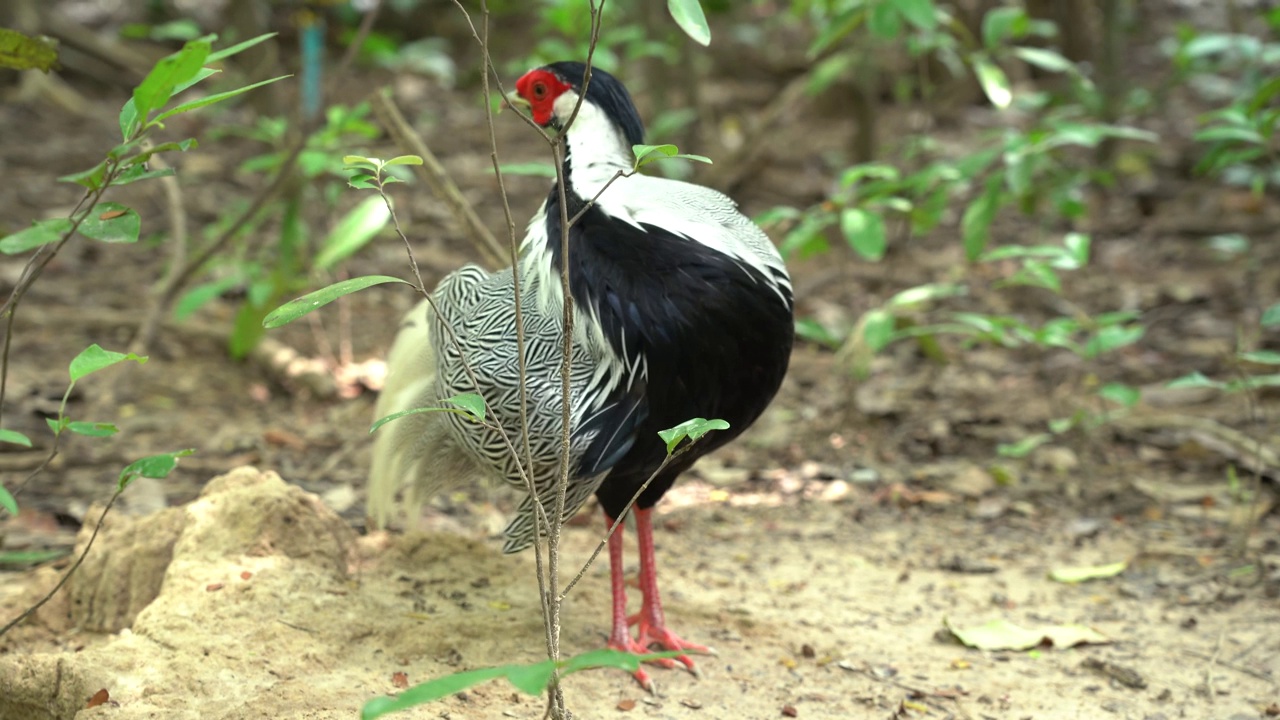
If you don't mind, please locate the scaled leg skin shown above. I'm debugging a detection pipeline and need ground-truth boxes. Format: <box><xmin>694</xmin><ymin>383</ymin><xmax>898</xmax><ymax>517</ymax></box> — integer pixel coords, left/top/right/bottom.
<box><xmin>603</xmin><ymin>509</ymin><xmax>712</xmax><ymax>691</ymax></box>
<box><xmin>631</xmin><ymin>507</ymin><xmax>712</xmax><ymax>671</ymax></box>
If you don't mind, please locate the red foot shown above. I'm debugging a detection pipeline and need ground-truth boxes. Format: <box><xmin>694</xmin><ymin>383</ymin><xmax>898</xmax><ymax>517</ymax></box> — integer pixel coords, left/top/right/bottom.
<box><xmin>609</xmin><ymin>624</ymin><xmax>712</xmax><ymax>691</ymax></box>
<box><xmin>605</xmin><ymin>507</ymin><xmax>714</xmax><ymax>692</ymax></box>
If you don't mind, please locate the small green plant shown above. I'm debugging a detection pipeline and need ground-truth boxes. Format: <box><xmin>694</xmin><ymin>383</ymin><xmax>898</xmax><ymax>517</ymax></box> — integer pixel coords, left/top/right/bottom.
<box><xmin>0</xmin><ymin>31</ymin><xmax>282</xmax><ymax>619</ymax></box>
<box><xmin>1174</xmin><ymin>19</ymin><xmax>1280</xmax><ymax>192</ymax></box>
<box><xmin>361</xmin><ymin>649</ymin><xmax>677</xmax><ymax>719</ymax></box>
<box><xmin>180</xmin><ymin>102</ymin><xmax>391</xmax><ymax>357</ymax></box>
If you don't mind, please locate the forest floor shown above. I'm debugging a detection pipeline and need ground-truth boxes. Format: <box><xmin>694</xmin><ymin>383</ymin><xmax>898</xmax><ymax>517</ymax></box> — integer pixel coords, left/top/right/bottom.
<box><xmin>1</xmin><ymin>36</ymin><xmax>1279</xmax><ymax>720</ymax></box>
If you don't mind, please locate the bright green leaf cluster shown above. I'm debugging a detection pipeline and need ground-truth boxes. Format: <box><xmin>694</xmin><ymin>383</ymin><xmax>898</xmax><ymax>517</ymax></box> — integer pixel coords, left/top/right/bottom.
<box><xmin>370</xmin><ymin>394</ymin><xmax>487</xmax><ymax>434</ymax></box>
<box><xmin>657</xmin><ymin>418</ymin><xmax>730</xmax><ymax>455</ymax></box>
<box><xmin>632</xmin><ymin>144</ymin><xmax>712</xmax><ymax>170</ymax></box>
<box><xmin>362</xmin><ymin>649</ymin><xmax>679</xmax><ymax>719</ymax></box>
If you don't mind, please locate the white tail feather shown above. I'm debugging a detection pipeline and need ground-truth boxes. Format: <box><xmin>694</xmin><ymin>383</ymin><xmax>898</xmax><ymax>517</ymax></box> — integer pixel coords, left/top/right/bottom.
<box><xmin>367</xmin><ymin>300</ymin><xmax>466</xmax><ymax>528</ymax></box>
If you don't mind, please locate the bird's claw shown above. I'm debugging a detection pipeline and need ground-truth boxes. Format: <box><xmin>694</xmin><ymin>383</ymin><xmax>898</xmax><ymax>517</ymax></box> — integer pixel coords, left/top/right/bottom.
<box><xmin>611</xmin><ymin>618</ymin><xmax>714</xmax><ymax>691</ymax></box>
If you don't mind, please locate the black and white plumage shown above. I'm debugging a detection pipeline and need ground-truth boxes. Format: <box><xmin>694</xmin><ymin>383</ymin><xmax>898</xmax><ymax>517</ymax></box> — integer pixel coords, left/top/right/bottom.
<box><xmin>369</xmin><ymin>61</ymin><xmax>794</xmax><ymax>688</ymax></box>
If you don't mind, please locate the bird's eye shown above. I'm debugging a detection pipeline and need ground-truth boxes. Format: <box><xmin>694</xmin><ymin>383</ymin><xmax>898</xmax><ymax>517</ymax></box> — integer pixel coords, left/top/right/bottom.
<box><xmin>532</xmin><ymin>81</ymin><xmax>547</xmax><ymax>99</ymax></box>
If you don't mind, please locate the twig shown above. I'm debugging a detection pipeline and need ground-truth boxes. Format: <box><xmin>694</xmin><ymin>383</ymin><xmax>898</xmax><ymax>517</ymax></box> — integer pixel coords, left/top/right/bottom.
<box><xmin>369</xmin><ymin>91</ymin><xmax>507</xmax><ymax>269</ymax></box>
<box><xmin>131</xmin><ymin>140</ymin><xmax>306</xmax><ymax>353</ymax></box>
<box><xmin>559</xmin><ymin>450</ymin><xmax>679</xmax><ymax>600</ymax></box>
<box><xmin>1</xmin><ymin>182</ymin><xmax>108</xmax><ymax>426</ymax></box>
<box><xmin>133</xmin><ymin>3</ymin><xmax>381</xmax><ymax>353</ymax></box>
<box><xmin>1110</xmin><ymin>411</ymin><xmax>1279</xmax><ymax>476</ymax></box>
<box><xmin>700</xmin><ymin>69</ymin><xmax>815</xmax><ymax>192</ymax></box>
<box><xmin>0</xmin><ymin>487</ymin><xmax>124</xmax><ymax>637</ymax></box>
<box><xmin>1179</xmin><ymin>648</ymin><xmax>1276</xmax><ymax>685</ymax></box>
<box><xmin>40</xmin><ymin>13</ymin><xmax>158</xmax><ymax>79</ymax></box>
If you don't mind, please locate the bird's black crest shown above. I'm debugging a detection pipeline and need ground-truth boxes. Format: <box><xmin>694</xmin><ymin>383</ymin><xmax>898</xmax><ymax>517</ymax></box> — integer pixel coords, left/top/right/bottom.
<box><xmin>543</xmin><ymin>61</ymin><xmax>645</xmax><ymax>147</ymax></box>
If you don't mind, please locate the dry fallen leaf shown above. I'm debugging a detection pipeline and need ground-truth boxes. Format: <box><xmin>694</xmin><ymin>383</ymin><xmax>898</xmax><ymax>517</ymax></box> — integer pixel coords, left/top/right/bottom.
<box><xmin>943</xmin><ymin>617</ymin><xmax>1110</xmax><ymax>651</ymax></box>
<box><xmin>86</xmin><ymin>688</ymin><xmax>109</xmax><ymax>708</ymax></box>
<box><xmin>1049</xmin><ymin>561</ymin><xmax>1127</xmax><ymax>584</ymax></box>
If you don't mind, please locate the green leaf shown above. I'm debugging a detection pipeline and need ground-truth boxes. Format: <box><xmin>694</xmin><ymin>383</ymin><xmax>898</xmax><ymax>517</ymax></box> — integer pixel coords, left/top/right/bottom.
<box><xmin>839</xmin><ymin>208</ymin><xmax>887</xmax><ymax>261</ymax></box>
<box><xmin>0</xmin><ymin>548</ymin><xmax>70</xmax><ymax>567</ymax></box>
<box><xmin>1240</xmin><ymin>350</ymin><xmax>1280</xmax><ymax>365</ymax></box>
<box><xmin>383</xmin><ymin>155</ymin><xmax>424</xmax><ymax>167</ymax></box>
<box><xmin>65</xmin><ymin>421</ymin><xmax>119</xmax><ymax>438</ymax></box>
<box><xmin>502</xmin><ymin>661</ymin><xmax>558</xmax><ymax>695</ymax></box>
<box><xmin>997</xmin><ymin>433</ymin><xmax>1051</xmax><ymax>458</ymax></box>
<box><xmin>369</xmin><ymin>394</ymin><xmax>487</xmax><ymax>435</ymax></box>
<box><xmin>150</xmin><ymin>75</ymin><xmax>290</xmax><ymax>126</ymax></box>
<box><xmin>868</xmin><ymin>1</ymin><xmax>903</xmax><ymax>39</ymax></box>
<box><xmin>0</xmin><ymin>484</ymin><xmax>16</xmax><ymax>516</ymax></box>
<box><xmin>363</xmin><ymin>667</ymin><xmax>515</xmax><ymax>719</ymax></box>
<box><xmin>1062</xmin><ymin>232</ymin><xmax>1091</xmax><ymax>267</ymax></box>
<box><xmin>262</xmin><ymin>275</ymin><xmax>410</xmax><ymax>329</ymax></box>
<box><xmin>1165</xmin><ymin>371</ymin><xmax>1224</xmax><ymax>390</ymax></box>
<box><xmin>972</xmin><ymin>54</ymin><xmax>1012</xmax><ymax>109</ymax></box>
<box><xmin>130</xmin><ymin>38</ymin><xmax>212</xmax><ymax>133</ymax></box>
<box><xmin>1194</xmin><ymin>126</ymin><xmax>1264</xmax><ymax>144</ymax></box>
<box><xmin>632</xmin><ymin>143</ymin><xmax>711</xmax><ymax>169</ymax></box>
<box><xmin>961</xmin><ymin>178</ymin><xmax>1002</xmax><ymax>261</ymax></box>
<box><xmin>0</xmin><ymin>218</ymin><xmax>73</xmax><ymax>255</ymax></box>
<box><xmin>658</xmin><ymin>417</ymin><xmax>730</xmax><ymax>454</ymax></box>
<box><xmin>78</xmin><ymin>203</ymin><xmax>141</xmax><ymax>244</ymax></box>
<box><xmin>342</xmin><ymin>155</ymin><xmax>379</xmax><ymax>168</ymax></box>
<box><xmin>1048</xmin><ymin>561</ymin><xmax>1127</xmax><ymax>584</ymax></box>
<box><xmin>1097</xmin><ymin>382</ymin><xmax>1140</xmax><ymax>408</ymax></box>
<box><xmin>123</xmin><ymin>138</ymin><xmax>198</xmax><ymax>167</ymax></box>
<box><xmin>795</xmin><ymin>317</ymin><xmax>841</xmax><ymax>349</ymax></box>
<box><xmin>981</xmin><ymin>7</ymin><xmax>1028</xmax><ymax>49</ymax></box>
<box><xmin>118</xmin><ymin>449</ymin><xmax>195</xmax><ymax>492</ymax></box>
<box><xmin>809</xmin><ymin>7</ymin><xmax>863</xmax><ymax>57</ymax></box>
<box><xmin>174</xmin><ymin>274</ymin><xmax>246</xmax><ymax>321</ymax></box>
<box><xmin>806</xmin><ymin>53</ymin><xmax>856</xmax><ymax>94</ymax></box>
<box><xmin>0</xmin><ymin>28</ymin><xmax>60</xmax><ymax>73</ymax></box>
<box><xmin>496</xmin><ymin>162</ymin><xmax>557</xmax><ymax>178</ymax></box>
<box><xmin>315</xmin><ymin>196</ymin><xmax>391</xmax><ymax>271</ymax></box>
<box><xmin>667</xmin><ymin>0</ymin><xmax>711</xmax><ymax>46</ymax></box>
<box><xmin>860</xmin><ymin>308</ymin><xmax>896</xmax><ymax>352</ymax></box>
<box><xmin>558</xmin><ymin>648</ymin><xmax>680</xmax><ymax>676</ymax></box>
<box><xmin>59</xmin><ymin>160</ymin><xmax>109</xmax><ymax>191</ymax></box>
<box><xmin>69</xmin><ymin>344</ymin><xmax>148</xmax><ymax>382</ymax></box>
<box><xmin>444</xmin><ymin>393</ymin><xmax>486</xmax><ymax>422</ymax></box>
<box><xmin>112</xmin><ymin>166</ymin><xmax>177</xmax><ymax>187</ymax></box>
<box><xmin>206</xmin><ymin>32</ymin><xmax>277</xmax><ymax>63</ymax></box>
<box><xmin>0</xmin><ymin>429</ymin><xmax>33</xmax><ymax>448</ymax></box>
<box><xmin>1262</xmin><ymin>303</ymin><xmax>1280</xmax><ymax>327</ymax></box>
<box><xmin>1083</xmin><ymin>324</ymin><xmax>1143</xmax><ymax>359</ymax></box>
<box><xmin>885</xmin><ymin>283</ymin><xmax>967</xmax><ymax>308</ymax></box>
<box><xmin>1013</xmin><ymin>46</ymin><xmax>1076</xmax><ymax>74</ymax></box>
<box><xmin>895</xmin><ymin>0</ymin><xmax>937</xmax><ymax>29</ymax></box>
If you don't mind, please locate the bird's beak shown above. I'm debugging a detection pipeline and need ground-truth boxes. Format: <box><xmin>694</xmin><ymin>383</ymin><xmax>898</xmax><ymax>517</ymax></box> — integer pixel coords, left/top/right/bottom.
<box><xmin>503</xmin><ymin>91</ymin><xmax>530</xmax><ymax>114</ymax></box>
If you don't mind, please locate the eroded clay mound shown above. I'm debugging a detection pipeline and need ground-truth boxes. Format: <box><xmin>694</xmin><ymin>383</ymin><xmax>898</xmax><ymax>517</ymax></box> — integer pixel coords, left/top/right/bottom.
<box><xmin>0</xmin><ymin>467</ymin><xmax>535</xmax><ymax>720</ymax></box>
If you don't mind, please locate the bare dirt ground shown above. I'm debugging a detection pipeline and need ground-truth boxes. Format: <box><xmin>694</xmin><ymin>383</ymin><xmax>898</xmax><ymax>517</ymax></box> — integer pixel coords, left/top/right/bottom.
<box><xmin>2</xmin><ymin>18</ymin><xmax>1280</xmax><ymax>720</ymax></box>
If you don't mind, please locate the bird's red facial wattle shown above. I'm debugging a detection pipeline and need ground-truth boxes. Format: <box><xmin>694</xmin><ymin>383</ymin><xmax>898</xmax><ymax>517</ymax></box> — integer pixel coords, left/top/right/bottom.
<box><xmin>514</xmin><ymin>69</ymin><xmax>572</xmax><ymax>126</ymax></box>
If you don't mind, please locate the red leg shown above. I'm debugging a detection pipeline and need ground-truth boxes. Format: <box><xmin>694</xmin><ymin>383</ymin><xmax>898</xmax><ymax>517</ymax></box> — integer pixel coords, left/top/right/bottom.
<box><xmin>603</xmin><ymin>509</ymin><xmax>712</xmax><ymax>691</ymax></box>
<box><xmin>604</xmin><ymin>511</ymin><xmax>658</xmax><ymax>691</ymax></box>
<box><xmin>632</xmin><ymin>507</ymin><xmax>712</xmax><ymax>672</ymax></box>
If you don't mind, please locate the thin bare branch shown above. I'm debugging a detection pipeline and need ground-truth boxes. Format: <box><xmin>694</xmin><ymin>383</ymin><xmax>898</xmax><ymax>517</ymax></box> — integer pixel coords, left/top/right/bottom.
<box><xmin>369</xmin><ymin>91</ymin><xmax>507</xmax><ymax>269</ymax></box>
<box><xmin>0</xmin><ymin>486</ymin><xmax>123</xmax><ymax>637</ymax></box>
